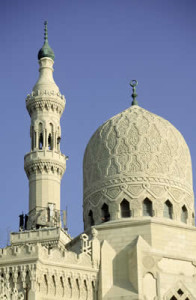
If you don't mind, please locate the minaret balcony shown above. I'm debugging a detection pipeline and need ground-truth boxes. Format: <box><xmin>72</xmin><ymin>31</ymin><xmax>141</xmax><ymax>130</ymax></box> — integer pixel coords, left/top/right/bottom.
<box><xmin>24</xmin><ymin>150</ymin><xmax>67</xmax><ymax>178</ymax></box>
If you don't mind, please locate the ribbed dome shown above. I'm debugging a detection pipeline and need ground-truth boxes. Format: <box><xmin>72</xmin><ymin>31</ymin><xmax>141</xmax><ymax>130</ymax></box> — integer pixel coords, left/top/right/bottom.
<box><xmin>83</xmin><ymin>105</ymin><xmax>194</xmax><ymax>228</ymax></box>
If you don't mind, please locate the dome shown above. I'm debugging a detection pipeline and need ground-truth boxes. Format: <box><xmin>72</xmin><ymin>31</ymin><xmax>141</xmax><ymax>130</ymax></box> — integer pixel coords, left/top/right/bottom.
<box><xmin>83</xmin><ymin>104</ymin><xmax>194</xmax><ymax>229</ymax></box>
<box><xmin>38</xmin><ymin>41</ymin><xmax>55</xmax><ymax>61</ymax></box>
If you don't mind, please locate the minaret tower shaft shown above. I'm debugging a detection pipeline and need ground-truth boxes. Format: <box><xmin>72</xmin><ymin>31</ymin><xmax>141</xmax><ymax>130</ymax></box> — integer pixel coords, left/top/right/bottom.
<box><xmin>24</xmin><ymin>22</ymin><xmax>66</xmax><ymax>230</ymax></box>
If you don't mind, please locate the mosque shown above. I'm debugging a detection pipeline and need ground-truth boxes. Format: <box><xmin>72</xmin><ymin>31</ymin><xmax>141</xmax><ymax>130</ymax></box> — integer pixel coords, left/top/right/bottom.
<box><xmin>0</xmin><ymin>22</ymin><xmax>196</xmax><ymax>300</ymax></box>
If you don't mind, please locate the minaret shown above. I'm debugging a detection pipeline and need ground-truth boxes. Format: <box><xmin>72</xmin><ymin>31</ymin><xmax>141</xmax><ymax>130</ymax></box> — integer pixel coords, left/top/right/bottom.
<box><xmin>24</xmin><ymin>21</ymin><xmax>66</xmax><ymax>230</ymax></box>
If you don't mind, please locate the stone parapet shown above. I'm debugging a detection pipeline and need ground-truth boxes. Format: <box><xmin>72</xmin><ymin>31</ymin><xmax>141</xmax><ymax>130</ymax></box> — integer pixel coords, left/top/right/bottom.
<box><xmin>24</xmin><ymin>150</ymin><xmax>66</xmax><ymax>178</ymax></box>
<box><xmin>10</xmin><ymin>227</ymin><xmax>71</xmax><ymax>247</ymax></box>
<box><xmin>26</xmin><ymin>90</ymin><xmax>65</xmax><ymax>117</ymax></box>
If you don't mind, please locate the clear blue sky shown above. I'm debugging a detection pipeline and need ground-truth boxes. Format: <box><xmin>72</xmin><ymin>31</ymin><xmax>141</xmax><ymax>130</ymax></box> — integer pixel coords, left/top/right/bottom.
<box><xmin>0</xmin><ymin>0</ymin><xmax>196</xmax><ymax>245</ymax></box>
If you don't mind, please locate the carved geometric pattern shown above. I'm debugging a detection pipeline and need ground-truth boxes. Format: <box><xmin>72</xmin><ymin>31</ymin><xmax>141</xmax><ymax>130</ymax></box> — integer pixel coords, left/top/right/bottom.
<box><xmin>24</xmin><ymin>160</ymin><xmax>66</xmax><ymax>178</ymax></box>
<box><xmin>165</xmin><ymin>281</ymin><xmax>195</xmax><ymax>300</ymax></box>
<box><xmin>83</xmin><ymin>105</ymin><xmax>194</xmax><ymax>226</ymax></box>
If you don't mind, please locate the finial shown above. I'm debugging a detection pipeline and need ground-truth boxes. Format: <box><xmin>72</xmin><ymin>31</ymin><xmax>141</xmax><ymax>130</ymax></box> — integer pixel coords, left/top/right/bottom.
<box><xmin>44</xmin><ymin>21</ymin><xmax>48</xmax><ymax>42</ymax></box>
<box><xmin>38</xmin><ymin>21</ymin><xmax>55</xmax><ymax>61</ymax></box>
<box><xmin>130</xmin><ymin>80</ymin><xmax>138</xmax><ymax>106</ymax></box>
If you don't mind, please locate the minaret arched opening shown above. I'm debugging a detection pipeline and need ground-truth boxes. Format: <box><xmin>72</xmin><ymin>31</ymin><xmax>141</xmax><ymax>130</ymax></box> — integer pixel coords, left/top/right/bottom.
<box><xmin>120</xmin><ymin>199</ymin><xmax>131</xmax><ymax>218</ymax></box>
<box><xmin>39</xmin><ymin>133</ymin><xmax>43</xmax><ymax>150</ymax></box>
<box><xmin>57</xmin><ymin>126</ymin><xmax>61</xmax><ymax>151</ymax></box>
<box><xmin>181</xmin><ymin>205</ymin><xmax>188</xmax><ymax>223</ymax></box>
<box><xmin>38</xmin><ymin>123</ymin><xmax>43</xmax><ymax>150</ymax></box>
<box><xmin>48</xmin><ymin>134</ymin><xmax>52</xmax><ymax>150</ymax></box>
<box><xmin>101</xmin><ymin>203</ymin><xmax>110</xmax><ymax>222</ymax></box>
<box><xmin>48</xmin><ymin>123</ymin><xmax>53</xmax><ymax>150</ymax></box>
<box><xmin>143</xmin><ymin>198</ymin><xmax>153</xmax><ymax>217</ymax></box>
<box><xmin>164</xmin><ymin>200</ymin><xmax>173</xmax><ymax>219</ymax></box>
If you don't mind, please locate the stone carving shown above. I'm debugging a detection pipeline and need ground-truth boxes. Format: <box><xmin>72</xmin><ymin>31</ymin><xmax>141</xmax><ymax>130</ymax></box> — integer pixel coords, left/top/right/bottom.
<box><xmin>24</xmin><ymin>160</ymin><xmax>66</xmax><ymax>178</ymax></box>
<box><xmin>164</xmin><ymin>281</ymin><xmax>195</xmax><ymax>300</ymax></box>
<box><xmin>106</xmin><ymin>187</ymin><xmax>121</xmax><ymax>199</ymax></box>
<box><xmin>83</xmin><ymin>105</ymin><xmax>194</xmax><ymax>227</ymax></box>
<box><xmin>80</xmin><ymin>234</ymin><xmax>92</xmax><ymax>256</ymax></box>
<box><xmin>142</xmin><ymin>256</ymin><xmax>155</xmax><ymax>269</ymax></box>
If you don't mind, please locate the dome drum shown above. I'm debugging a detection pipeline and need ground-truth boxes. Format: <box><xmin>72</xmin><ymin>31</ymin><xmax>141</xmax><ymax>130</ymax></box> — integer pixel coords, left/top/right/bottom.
<box><xmin>83</xmin><ymin>187</ymin><xmax>194</xmax><ymax>229</ymax></box>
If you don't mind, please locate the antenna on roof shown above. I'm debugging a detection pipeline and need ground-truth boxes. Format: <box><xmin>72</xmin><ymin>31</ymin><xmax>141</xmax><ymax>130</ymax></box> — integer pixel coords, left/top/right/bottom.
<box><xmin>63</xmin><ymin>206</ymin><xmax>68</xmax><ymax>231</ymax></box>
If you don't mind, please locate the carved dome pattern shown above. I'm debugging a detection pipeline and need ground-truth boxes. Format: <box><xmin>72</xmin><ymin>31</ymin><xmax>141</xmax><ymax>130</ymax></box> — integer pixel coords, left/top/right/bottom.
<box><xmin>83</xmin><ymin>105</ymin><xmax>194</xmax><ymax>217</ymax></box>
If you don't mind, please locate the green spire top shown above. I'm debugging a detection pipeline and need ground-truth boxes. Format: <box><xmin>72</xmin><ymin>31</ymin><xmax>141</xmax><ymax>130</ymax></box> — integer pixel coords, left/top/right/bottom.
<box><xmin>130</xmin><ymin>80</ymin><xmax>138</xmax><ymax>106</ymax></box>
<box><xmin>38</xmin><ymin>21</ymin><xmax>55</xmax><ymax>61</ymax></box>
<box><xmin>44</xmin><ymin>21</ymin><xmax>48</xmax><ymax>42</ymax></box>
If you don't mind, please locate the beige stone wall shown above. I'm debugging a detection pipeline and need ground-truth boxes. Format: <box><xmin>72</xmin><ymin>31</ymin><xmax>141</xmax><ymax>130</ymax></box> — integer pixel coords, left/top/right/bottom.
<box><xmin>95</xmin><ymin>219</ymin><xmax>196</xmax><ymax>299</ymax></box>
<box><xmin>0</xmin><ymin>229</ymin><xmax>99</xmax><ymax>300</ymax></box>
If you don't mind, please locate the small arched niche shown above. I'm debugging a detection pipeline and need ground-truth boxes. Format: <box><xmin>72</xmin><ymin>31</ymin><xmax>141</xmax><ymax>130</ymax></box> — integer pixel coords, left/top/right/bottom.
<box><xmin>48</xmin><ymin>134</ymin><xmax>52</xmax><ymax>150</ymax></box>
<box><xmin>88</xmin><ymin>210</ymin><xmax>95</xmax><ymax>226</ymax></box>
<box><xmin>101</xmin><ymin>203</ymin><xmax>110</xmax><ymax>222</ymax></box>
<box><xmin>120</xmin><ymin>199</ymin><xmax>131</xmax><ymax>218</ymax></box>
<box><xmin>143</xmin><ymin>198</ymin><xmax>153</xmax><ymax>217</ymax></box>
<box><xmin>181</xmin><ymin>205</ymin><xmax>188</xmax><ymax>224</ymax></box>
<box><xmin>163</xmin><ymin>200</ymin><xmax>173</xmax><ymax>219</ymax></box>
<box><xmin>38</xmin><ymin>122</ymin><xmax>43</xmax><ymax>150</ymax></box>
<box><xmin>39</xmin><ymin>133</ymin><xmax>43</xmax><ymax>150</ymax></box>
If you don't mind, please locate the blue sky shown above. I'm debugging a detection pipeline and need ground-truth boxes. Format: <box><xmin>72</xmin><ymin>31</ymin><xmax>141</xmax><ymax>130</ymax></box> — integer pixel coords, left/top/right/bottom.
<box><xmin>0</xmin><ymin>0</ymin><xmax>196</xmax><ymax>245</ymax></box>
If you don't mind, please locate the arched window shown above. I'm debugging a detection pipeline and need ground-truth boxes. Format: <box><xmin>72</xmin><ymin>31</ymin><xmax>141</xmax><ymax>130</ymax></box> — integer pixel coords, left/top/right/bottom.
<box><xmin>120</xmin><ymin>199</ymin><xmax>131</xmax><ymax>218</ymax></box>
<box><xmin>31</xmin><ymin>126</ymin><xmax>34</xmax><ymax>150</ymax></box>
<box><xmin>38</xmin><ymin>123</ymin><xmax>43</xmax><ymax>150</ymax></box>
<box><xmin>88</xmin><ymin>210</ymin><xmax>95</xmax><ymax>226</ymax></box>
<box><xmin>143</xmin><ymin>198</ymin><xmax>153</xmax><ymax>217</ymax></box>
<box><xmin>39</xmin><ymin>133</ymin><xmax>43</xmax><ymax>149</ymax></box>
<box><xmin>48</xmin><ymin>134</ymin><xmax>52</xmax><ymax>150</ymax></box>
<box><xmin>164</xmin><ymin>200</ymin><xmax>173</xmax><ymax>219</ymax></box>
<box><xmin>101</xmin><ymin>203</ymin><xmax>110</xmax><ymax>222</ymax></box>
<box><xmin>181</xmin><ymin>205</ymin><xmax>188</xmax><ymax>223</ymax></box>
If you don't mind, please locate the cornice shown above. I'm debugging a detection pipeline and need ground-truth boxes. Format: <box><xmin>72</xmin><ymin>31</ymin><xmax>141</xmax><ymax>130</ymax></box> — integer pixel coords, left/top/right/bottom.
<box><xmin>26</xmin><ymin>90</ymin><xmax>65</xmax><ymax>116</ymax></box>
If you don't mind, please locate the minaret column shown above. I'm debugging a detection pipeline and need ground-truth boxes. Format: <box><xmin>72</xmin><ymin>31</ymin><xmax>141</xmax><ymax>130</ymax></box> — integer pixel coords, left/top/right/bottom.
<box><xmin>24</xmin><ymin>22</ymin><xmax>66</xmax><ymax>230</ymax></box>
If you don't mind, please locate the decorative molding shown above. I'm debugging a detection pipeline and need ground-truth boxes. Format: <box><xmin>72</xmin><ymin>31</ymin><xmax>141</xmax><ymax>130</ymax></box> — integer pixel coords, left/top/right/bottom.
<box><xmin>26</xmin><ymin>90</ymin><xmax>65</xmax><ymax>117</ymax></box>
<box><xmin>24</xmin><ymin>160</ymin><xmax>66</xmax><ymax>178</ymax></box>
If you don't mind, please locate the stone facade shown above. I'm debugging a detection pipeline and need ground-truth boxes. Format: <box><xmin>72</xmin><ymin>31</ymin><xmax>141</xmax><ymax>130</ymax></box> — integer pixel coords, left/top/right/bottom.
<box><xmin>0</xmin><ymin>25</ymin><xmax>196</xmax><ymax>300</ymax></box>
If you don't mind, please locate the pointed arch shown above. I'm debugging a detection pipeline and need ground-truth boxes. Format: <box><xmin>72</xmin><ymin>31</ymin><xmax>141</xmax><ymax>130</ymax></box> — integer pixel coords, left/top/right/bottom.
<box><xmin>48</xmin><ymin>123</ymin><xmax>53</xmax><ymax>150</ymax></box>
<box><xmin>181</xmin><ymin>205</ymin><xmax>188</xmax><ymax>223</ymax></box>
<box><xmin>39</xmin><ymin>133</ymin><xmax>43</xmax><ymax>149</ymax></box>
<box><xmin>143</xmin><ymin>198</ymin><xmax>153</xmax><ymax>217</ymax></box>
<box><xmin>48</xmin><ymin>133</ymin><xmax>52</xmax><ymax>150</ymax></box>
<box><xmin>164</xmin><ymin>200</ymin><xmax>173</xmax><ymax>219</ymax></box>
<box><xmin>38</xmin><ymin>122</ymin><xmax>43</xmax><ymax>149</ymax></box>
<box><xmin>120</xmin><ymin>199</ymin><xmax>131</xmax><ymax>218</ymax></box>
<box><xmin>101</xmin><ymin>203</ymin><xmax>110</xmax><ymax>222</ymax></box>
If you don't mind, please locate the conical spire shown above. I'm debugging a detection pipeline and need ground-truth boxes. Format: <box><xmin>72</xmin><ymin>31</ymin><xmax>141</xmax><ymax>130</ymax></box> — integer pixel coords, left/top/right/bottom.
<box><xmin>38</xmin><ymin>21</ymin><xmax>55</xmax><ymax>61</ymax></box>
<box><xmin>130</xmin><ymin>80</ymin><xmax>138</xmax><ymax>106</ymax></box>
